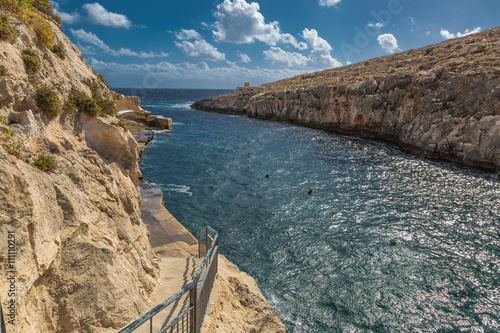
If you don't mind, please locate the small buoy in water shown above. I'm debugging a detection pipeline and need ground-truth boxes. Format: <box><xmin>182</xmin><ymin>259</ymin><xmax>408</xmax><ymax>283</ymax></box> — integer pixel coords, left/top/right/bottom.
<box><xmin>433</xmin><ymin>206</ymin><xmax>439</xmax><ymax>210</ymax></box>
<box><xmin>391</xmin><ymin>187</ymin><xmax>395</xmax><ymax>191</ymax></box>
<box><xmin>331</xmin><ymin>210</ymin><xmax>335</xmax><ymax>215</ymax></box>
<box><xmin>248</xmin><ymin>165</ymin><xmax>250</xmax><ymax>168</ymax></box>
<box><xmin>307</xmin><ymin>189</ymin><xmax>313</xmax><ymax>195</ymax></box>
<box><xmin>248</xmin><ymin>153</ymin><xmax>251</xmax><ymax>156</ymax></box>
<box><xmin>265</xmin><ymin>174</ymin><xmax>269</xmax><ymax>178</ymax></box>
<box><xmin>459</xmin><ymin>288</ymin><xmax>467</xmax><ymax>295</ymax></box>
<box><xmin>234</xmin><ymin>147</ymin><xmax>238</xmax><ymax>149</ymax></box>
<box><xmin>389</xmin><ymin>239</ymin><xmax>397</xmax><ymax>246</ymax></box>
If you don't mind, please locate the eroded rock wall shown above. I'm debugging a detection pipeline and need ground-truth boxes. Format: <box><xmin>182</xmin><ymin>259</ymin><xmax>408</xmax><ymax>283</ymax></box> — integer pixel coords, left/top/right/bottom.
<box><xmin>0</xmin><ymin>9</ymin><xmax>159</xmax><ymax>332</ymax></box>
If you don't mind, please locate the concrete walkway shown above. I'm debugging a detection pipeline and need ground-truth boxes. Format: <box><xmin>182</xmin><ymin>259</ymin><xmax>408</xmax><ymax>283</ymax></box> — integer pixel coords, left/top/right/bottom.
<box><xmin>140</xmin><ymin>182</ymin><xmax>198</xmax><ymax>248</ymax></box>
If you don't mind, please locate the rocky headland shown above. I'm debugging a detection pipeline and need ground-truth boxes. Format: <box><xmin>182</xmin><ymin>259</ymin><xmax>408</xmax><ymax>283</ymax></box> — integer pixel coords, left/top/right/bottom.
<box><xmin>0</xmin><ymin>2</ymin><xmax>286</xmax><ymax>332</ymax></box>
<box><xmin>193</xmin><ymin>27</ymin><xmax>500</xmax><ymax>172</ymax></box>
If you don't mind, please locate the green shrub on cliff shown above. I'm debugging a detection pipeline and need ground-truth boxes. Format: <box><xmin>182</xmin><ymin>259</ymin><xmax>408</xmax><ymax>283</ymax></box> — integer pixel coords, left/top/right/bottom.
<box><xmin>96</xmin><ymin>98</ymin><xmax>117</xmax><ymax>116</ymax></box>
<box><xmin>79</xmin><ymin>98</ymin><xmax>101</xmax><ymax>116</ymax></box>
<box><xmin>32</xmin><ymin>0</ymin><xmax>61</xmax><ymax>25</ymax></box>
<box><xmin>52</xmin><ymin>43</ymin><xmax>65</xmax><ymax>59</ymax></box>
<box><xmin>32</xmin><ymin>154</ymin><xmax>57</xmax><ymax>172</ymax></box>
<box><xmin>97</xmin><ymin>74</ymin><xmax>110</xmax><ymax>88</ymax></box>
<box><xmin>0</xmin><ymin>14</ymin><xmax>15</xmax><ymax>41</ymax></box>
<box><xmin>22</xmin><ymin>47</ymin><xmax>41</xmax><ymax>75</ymax></box>
<box><xmin>0</xmin><ymin>65</ymin><xmax>8</xmax><ymax>76</ymax></box>
<box><xmin>36</xmin><ymin>86</ymin><xmax>62</xmax><ymax>118</ymax></box>
<box><xmin>0</xmin><ymin>0</ymin><xmax>61</xmax><ymax>26</ymax></box>
<box><xmin>24</xmin><ymin>10</ymin><xmax>54</xmax><ymax>49</ymax></box>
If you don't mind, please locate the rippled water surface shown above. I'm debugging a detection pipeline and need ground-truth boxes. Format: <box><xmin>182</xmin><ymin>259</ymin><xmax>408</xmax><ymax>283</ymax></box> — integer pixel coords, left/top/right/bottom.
<box><xmin>117</xmin><ymin>88</ymin><xmax>500</xmax><ymax>332</ymax></box>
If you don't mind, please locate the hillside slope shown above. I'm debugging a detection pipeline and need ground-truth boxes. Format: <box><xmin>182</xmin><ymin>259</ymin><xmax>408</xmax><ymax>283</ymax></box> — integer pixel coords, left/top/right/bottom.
<box><xmin>193</xmin><ymin>27</ymin><xmax>500</xmax><ymax>172</ymax></box>
<box><xmin>0</xmin><ymin>5</ymin><xmax>159</xmax><ymax>332</ymax></box>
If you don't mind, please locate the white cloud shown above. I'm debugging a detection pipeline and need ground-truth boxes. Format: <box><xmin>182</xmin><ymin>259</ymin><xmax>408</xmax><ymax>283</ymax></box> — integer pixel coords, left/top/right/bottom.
<box><xmin>425</xmin><ymin>31</ymin><xmax>431</xmax><ymax>36</ymax></box>
<box><xmin>309</xmin><ymin>50</ymin><xmax>342</xmax><ymax>68</ymax></box>
<box><xmin>238</xmin><ymin>51</ymin><xmax>251</xmax><ymax>63</ymax></box>
<box><xmin>212</xmin><ymin>0</ymin><xmax>306</xmax><ymax>49</ymax></box>
<box><xmin>367</xmin><ymin>22</ymin><xmax>384</xmax><ymax>29</ymax></box>
<box><xmin>87</xmin><ymin>57</ymin><xmax>309</xmax><ymax>87</ymax></box>
<box><xmin>83</xmin><ymin>3</ymin><xmax>131</xmax><ymax>29</ymax></box>
<box><xmin>175</xmin><ymin>29</ymin><xmax>203</xmax><ymax>40</ymax></box>
<box><xmin>440</xmin><ymin>27</ymin><xmax>481</xmax><ymax>39</ymax></box>
<box><xmin>59</xmin><ymin>11</ymin><xmax>81</xmax><ymax>24</ymax></box>
<box><xmin>319</xmin><ymin>0</ymin><xmax>341</xmax><ymax>7</ymax></box>
<box><xmin>71</xmin><ymin>29</ymin><xmax>112</xmax><ymax>52</ymax></box>
<box><xmin>302</xmin><ymin>28</ymin><xmax>332</xmax><ymax>51</ymax></box>
<box><xmin>264</xmin><ymin>47</ymin><xmax>309</xmax><ymax>67</ymax></box>
<box><xmin>213</xmin><ymin>0</ymin><xmax>279</xmax><ymax>44</ymax></box>
<box><xmin>70</xmin><ymin>29</ymin><xmax>168</xmax><ymax>58</ymax></box>
<box><xmin>175</xmin><ymin>40</ymin><xmax>226</xmax><ymax>61</ymax></box>
<box><xmin>377</xmin><ymin>33</ymin><xmax>399</xmax><ymax>53</ymax></box>
<box><xmin>264</xmin><ymin>46</ymin><xmax>342</xmax><ymax>69</ymax></box>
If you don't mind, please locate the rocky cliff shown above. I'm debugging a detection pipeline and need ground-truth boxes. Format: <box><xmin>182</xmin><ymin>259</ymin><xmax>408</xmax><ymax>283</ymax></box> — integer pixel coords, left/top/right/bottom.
<box><xmin>193</xmin><ymin>27</ymin><xmax>500</xmax><ymax>172</ymax></box>
<box><xmin>0</xmin><ymin>4</ymin><xmax>159</xmax><ymax>332</ymax></box>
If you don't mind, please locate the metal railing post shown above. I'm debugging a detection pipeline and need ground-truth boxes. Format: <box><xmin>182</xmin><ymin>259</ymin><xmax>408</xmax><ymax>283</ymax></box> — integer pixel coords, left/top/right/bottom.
<box><xmin>190</xmin><ymin>286</ymin><xmax>198</xmax><ymax>333</ymax></box>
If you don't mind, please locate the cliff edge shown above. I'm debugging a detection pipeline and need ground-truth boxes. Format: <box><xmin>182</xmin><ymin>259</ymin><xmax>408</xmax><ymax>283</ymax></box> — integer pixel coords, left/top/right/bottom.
<box><xmin>0</xmin><ymin>4</ymin><xmax>158</xmax><ymax>332</ymax></box>
<box><xmin>193</xmin><ymin>27</ymin><xmax>500</xmax><ymax>172</ymax></box>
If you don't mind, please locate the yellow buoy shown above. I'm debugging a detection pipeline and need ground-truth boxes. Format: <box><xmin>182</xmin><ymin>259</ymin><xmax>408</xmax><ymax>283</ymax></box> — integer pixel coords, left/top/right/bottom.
<box><xmin>331</xmin><ymin>210</ymin><xmax>335</xmax><ymax>215</ymax></box>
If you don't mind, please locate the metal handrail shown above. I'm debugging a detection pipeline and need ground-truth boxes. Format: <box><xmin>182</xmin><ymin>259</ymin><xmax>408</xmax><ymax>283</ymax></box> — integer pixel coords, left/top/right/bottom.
<box><xmin>119</xmin><ymin>227</ymin><xmax>218</xmax><ymax>333</ymax></box>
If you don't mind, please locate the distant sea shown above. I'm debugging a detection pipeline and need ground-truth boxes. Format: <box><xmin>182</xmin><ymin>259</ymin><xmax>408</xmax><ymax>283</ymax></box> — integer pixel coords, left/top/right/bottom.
<box><xmin>115</xmin><ymin>88</ymin><xmax>500</xmax><ymax>332</ymax></box>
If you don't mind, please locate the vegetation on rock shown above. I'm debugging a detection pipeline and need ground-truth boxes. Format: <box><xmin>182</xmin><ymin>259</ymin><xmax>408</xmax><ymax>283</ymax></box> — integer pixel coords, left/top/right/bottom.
<box><xmin>36</xmin><ymin>86</ymin><xmax>62</xmax><ymax>118</ymax></box>
<box><xmin>21</xmin><ymin>47</ymin><xmax>41</xmax><ymax>75</ymax></box>
<box><xmin>0</xmin><ymin>0</ymin><xmax>58</xmax><ymax>48</ymax></box>
<box><xmin>24</xmin><ymin>9</ymin><xmax>54</xmax><ymax>49</ymax></box>
<box><xmin>0</xmin><ymin>65</ymin><xmax>8</xmax><ymax>76</ymax></box>
<box><xmin>32</xmin><ymin>153</ymin><xmax>57</xmax><ymax>172</ymax></box>
<box><xmin>1</xmin><ymin>128</ymin><xmax>24</xmax><ymax>158</ymax></box>
<box><xmin>96</xmin><ymin>97</ymin><xmax>118</xmax><ymax>116</ymax></box>
<box><xmin>52</xmin><ymin>43</ymin><xmax>65</xmax><ymax>59</ymax></box>
<box><xmin>0</xmin><ymin>14</ymin><xmax>15</xmax><ymax>41</ymax></box>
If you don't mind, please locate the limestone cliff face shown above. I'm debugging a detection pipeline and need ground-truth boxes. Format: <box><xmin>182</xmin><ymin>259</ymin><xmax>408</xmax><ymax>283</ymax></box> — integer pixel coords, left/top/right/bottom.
<box><xmin>0</xmin><ymin>8</ymin><xmax>158</xmax><ymax>332</ymax></box>
<box><xmin>193</xmin><ymin>27</ymin><xmax>500</xmax><ymax>172</ymax></box>
<box><xmin>204</xmin><ymin>255</ymin><xmax>289</xmax><ymax>333</ymax></box>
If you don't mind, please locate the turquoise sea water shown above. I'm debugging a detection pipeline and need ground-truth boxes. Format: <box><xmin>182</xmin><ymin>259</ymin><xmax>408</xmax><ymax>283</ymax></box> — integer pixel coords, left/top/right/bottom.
<box><xmin>116</xmin><ymin>88</ymin><xmax>500</xmax><ymax>332</ymax></box>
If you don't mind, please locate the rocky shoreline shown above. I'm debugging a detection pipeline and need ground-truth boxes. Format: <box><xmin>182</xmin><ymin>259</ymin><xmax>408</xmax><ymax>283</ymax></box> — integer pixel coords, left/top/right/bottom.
<box><xmin>192</xmin><ymin>27</ymin><xmax>500</xmax><ymax>173</ymax></box>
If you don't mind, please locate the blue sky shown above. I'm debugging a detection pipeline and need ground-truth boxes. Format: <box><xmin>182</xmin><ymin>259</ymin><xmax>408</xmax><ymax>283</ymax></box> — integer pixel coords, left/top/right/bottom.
<box><xmin>52</xmin><ymin>0</ymin><xmax>500</xmax><ymax>89</ymax></box>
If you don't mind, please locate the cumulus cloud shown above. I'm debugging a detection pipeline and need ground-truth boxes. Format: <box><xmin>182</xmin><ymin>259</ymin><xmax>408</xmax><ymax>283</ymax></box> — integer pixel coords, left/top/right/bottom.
<box><xmin>377</xmin><ymin>33</ymin><xmax>399</xmax><ymax>53</ymax></box>
<box><xmin>262</xmin><ymin>28</ymin><xmax>342</xmax><ymax>69</ymax></box>
<box><xmin>238</xmin><ymin>51</ymin><xmax>251</xmax><ymax>63</ymax></box>
<box><xmin>302</xmin><ymin>28</ymin><xmax>332</xmax><ymax>51</ymax></box>
<box><xmin>83</xmin><ymin>3</ymin><xmax>131</xmax><ymax>28</ymax></box>
<box><xmin>264</xmin><ymin>47</ymin><xmax>309</xmax><ymax>67</ymax></box>
<box><xmin>59</xmin><ymin>11</ymin><xmax>82</xmax><ymax>24</ymax></box>
<box><xmin>70</xmin><ymin>29</ymin><xmax>168</xmax><ymax>58</ymax></box>
<box><xmin>87</xmin><ymin>57</ymin><xmax>309</xmax><ymax>87</ymax></box>
<box><xmin>319</xmin><ymin>0</ymin><xmax>341</xmax><ymax>7</ymax></box>
<box><xmin>212</xmin><ymin>0</ymin><xmax>306</xmax><ymax>49</ymax></box>
<box><xmin>175</xmin><ymin>29</ymin><xmax>203</xmax><ymax>40</ymax></box>
<box><xmin>440</xmin><ymin>27</ymin><xmax>481</xmax><ymax>39</ymax></box>
<box><xmin>264</xmin><ymin>32</ymin><xmax>342</xmax><ymax>70</ymax></box>
<box><xmin>175</xmin><ymin>40</ymin><xmax>226</xmax><ymax>61</ymax></box>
